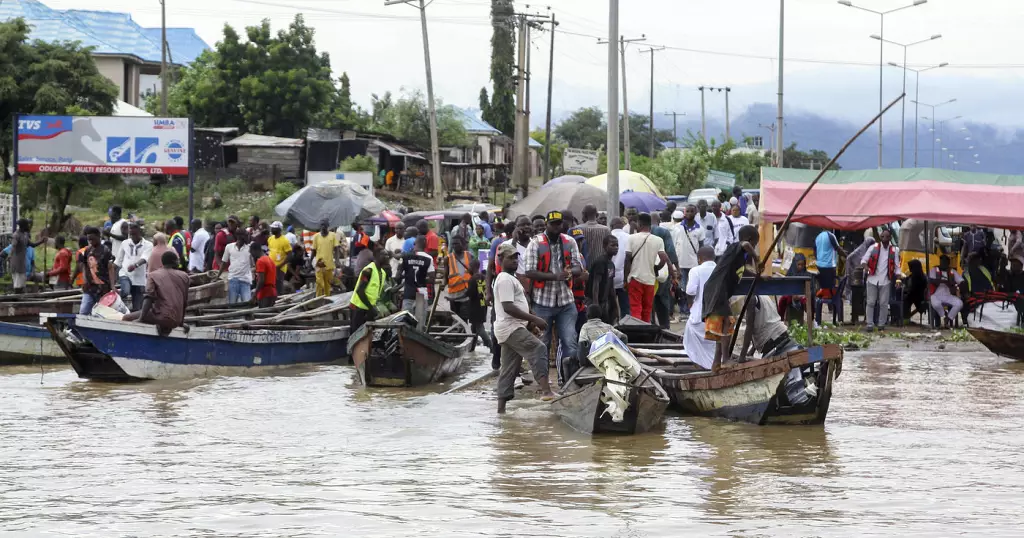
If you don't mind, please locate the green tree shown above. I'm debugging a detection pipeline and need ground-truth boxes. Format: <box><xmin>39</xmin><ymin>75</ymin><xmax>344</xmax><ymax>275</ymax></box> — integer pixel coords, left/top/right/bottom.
<box><xmin>783</xmin><ymin>143</ymin><xmax>839</xmax><ymax>170</ymax></box>
<box><xmin>312</xmin><ymin>72</ymin><xmax>369</xmax><ymax>130</ymax></box>
<box><xmin>481</xmin><ymin>0</ymin><xmax>516</xmax><ymax>135</ymax></box>
<box><xmin>147</xmin><ymin>15</ymin><xmax>335</xmax><ymax>138</ymax></box>
<box><xmin>369</xmin><ymin>89</ymin><xmax>469</xmax><ymax>149</ymax></box>
<box><xmin>530</xmin><ymin>129</ymin><xmax>566</xmax><ymax>177</ymax></box>
<box><xmin>554</xmin><ymin>107</ymin><xmax>607</xmax><ymax>150</ymax></box>
<box><xmin>339</xmin><ymin>155</ymin><xmax>378</xmax><ymax>174</ymax></box>
<box><xmin>626</xmin><ymin>113</ymin><xmax>674</xmax><ymax>157</ymax></box>
<box><xmin>0</xmin><ymin>19</ymin><xmax>120</xmax><ymax>230</ymax></box>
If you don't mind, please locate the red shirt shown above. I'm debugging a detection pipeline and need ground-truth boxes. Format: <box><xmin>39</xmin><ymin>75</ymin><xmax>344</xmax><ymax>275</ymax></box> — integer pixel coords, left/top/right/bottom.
<box><xmin>255</xmin><ymin>255</ymin><xmax>277</xmax><ymax>299</ymax></box>
<box><xmin>213</xmin><ymin>230</ymin><xmax>232</xmax><ymax>270</ymax></box>
<box><xmin>426</xmin><ymin>230</ymin><xmax>440</xmax><ymax>256</ymax></box>
<box><xmin>48</xmin><ymin>247</ymin><xmax>72</xmax><ymax>284</ymax></box>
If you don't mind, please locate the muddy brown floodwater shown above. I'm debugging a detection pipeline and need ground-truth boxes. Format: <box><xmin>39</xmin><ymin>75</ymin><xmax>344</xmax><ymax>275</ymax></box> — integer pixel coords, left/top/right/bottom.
<box><xmin>2</xmin><ymin>349</ymin><xmax>1024</xmax><ymax>537</ymax></box>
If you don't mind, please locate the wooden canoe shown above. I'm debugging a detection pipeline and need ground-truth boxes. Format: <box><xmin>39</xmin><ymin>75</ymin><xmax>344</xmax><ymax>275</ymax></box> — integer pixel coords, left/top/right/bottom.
<box><xmin>967</xmin><ymin>328</ymin><xmax>1024</xmax><ymax>362</ymax></box>
<box><xmin>349</xmin><ymin>310</ymin><xmax>472</xmax><ymax>387</ymax></box>
<box><xmin>652</xmin><ymin>345</ymin><xmax>843</xmax><ymax>425</ymax></box>
<box><xmin>551</xmin><ymin>366</ymin><xmax>669</xmax><ymax>435</ymax></box>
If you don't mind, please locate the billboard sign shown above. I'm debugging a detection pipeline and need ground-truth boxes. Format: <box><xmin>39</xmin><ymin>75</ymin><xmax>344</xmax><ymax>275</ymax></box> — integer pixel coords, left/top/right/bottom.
<box><xmin>16</xmin><ymin>115</ymin><xmax>191</xmax><ymax>175</ymax></box>
<box><xmin>562</xmin><ymin>148</ymin><xmax>599</xmax><ymax>175</ymax></box>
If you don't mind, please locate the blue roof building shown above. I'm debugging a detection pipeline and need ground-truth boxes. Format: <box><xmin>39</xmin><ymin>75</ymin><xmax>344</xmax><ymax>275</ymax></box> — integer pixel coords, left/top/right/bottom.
<box><xmin>0</xmin><ymin>0</ymin><xmax>209</xmax><ymax>106</ymax></box>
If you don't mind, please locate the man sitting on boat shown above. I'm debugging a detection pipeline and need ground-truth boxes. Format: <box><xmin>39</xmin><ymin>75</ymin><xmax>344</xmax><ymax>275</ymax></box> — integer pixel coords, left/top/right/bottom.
<box><xmin>929</xmin><ymin>255</ymin><xmax>964</xmax><ymax>329</ymax></box>
<box><xmin>702</xmin><ymin>225</ymin><xmax>760</xmax><ymax>370</ymax></box>
<box><xmin>124</xmin><ymin>250</ymin><xmax>189</xmax><ymax>335</ymax></box>
<box><xmin>79</xmin><ymin>226</ymin><xmax>118</xmax><ymax>316</ymax></box>
<box><xmin>494</xmin><ymin>241</ymin><xmax>554</xmax><ymax>414</ymax></box>
<box><xmin>730</xmin><ymin>296</ymin><xmax>816</xmax><ymax>407</ymax></box>
<box><xmin>351</xmin><ymin>247</ymin><xmax>390</xmax><ymax>335</ymax></box>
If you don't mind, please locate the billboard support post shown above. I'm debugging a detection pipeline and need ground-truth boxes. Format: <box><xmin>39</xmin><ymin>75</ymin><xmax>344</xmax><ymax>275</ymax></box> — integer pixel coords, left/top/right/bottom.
<box><xmin>11</xmin><ymin>113</ymin><xmax>18</xmax><ymax>231</ymax></box>
<box><xmin>188</xmin><ymin>119</ymin><xmax>195</xmax><ymax>223</ymax></box>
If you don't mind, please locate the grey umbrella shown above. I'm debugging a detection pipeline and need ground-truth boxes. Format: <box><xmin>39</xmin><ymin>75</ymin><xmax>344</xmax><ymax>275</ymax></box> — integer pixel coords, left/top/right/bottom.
<box><xmin>506</xmin><ymin>183</ymin><xmax>607</xmax><ymax>220</ymax></box>
<box><xmin>275</xmin><ymin>180</ymin><xmax>386</xmax><ymax>229</ymax></box>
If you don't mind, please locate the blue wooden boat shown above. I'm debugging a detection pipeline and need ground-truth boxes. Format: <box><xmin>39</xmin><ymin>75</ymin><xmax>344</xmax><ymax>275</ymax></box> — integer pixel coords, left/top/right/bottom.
<box><xmin>46</xmin><ymin>315</ymin><xmax>350</xmax><ymax>381</ymax></box>
<box><xmin>0</xmin><ymin>320</ymin><xmax>65</xmax><ymax>365</ymax></box>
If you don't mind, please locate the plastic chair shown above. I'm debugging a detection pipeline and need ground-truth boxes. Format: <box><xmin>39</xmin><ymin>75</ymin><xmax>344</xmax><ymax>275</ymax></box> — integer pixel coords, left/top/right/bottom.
<box><xmin>815</xmin><ymin>277</ymin><xmax>847</xmax><ymax>325</ymax></box>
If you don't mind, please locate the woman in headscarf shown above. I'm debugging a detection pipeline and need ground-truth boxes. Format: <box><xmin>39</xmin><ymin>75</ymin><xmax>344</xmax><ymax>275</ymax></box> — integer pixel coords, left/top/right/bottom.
<box><xmin>148</xmin><ymin>233</ymin><xmax>171</xmax><ymax>274</ymax></box>
<box><xmin>844</xmin><ymin>237</ymin><xmax>876</xmax><ymax>301</ymax></box>
<box><xmin>777</xmin><ymin>253</ymin><xmax>813</xmax><ymax>321</ymax></box>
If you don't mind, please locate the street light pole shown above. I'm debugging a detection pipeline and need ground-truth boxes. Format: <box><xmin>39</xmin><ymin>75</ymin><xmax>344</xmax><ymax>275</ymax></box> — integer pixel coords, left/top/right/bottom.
<box><xmin>839</xmin><ymin>0</ymin><xmax>929</xmax><ymax>169</ymax></box>
<box><xmin>894</xmin><ymin>63</ymin><xmax>948</xmax><ymax>167</ymax></box>
<box><xmin>915</xmin><ymin>97</ymin><xmax>955</xmax><ymax>167</ymax></box>
<box><xmin>873</xmin><ymin>34</ymin><xmax>941</xmax><ymax>168</ymax></box>
<box><xmin>606</xmin><ymin>0</ymin><xmax>619</xmax><ymax>218</ymax></box>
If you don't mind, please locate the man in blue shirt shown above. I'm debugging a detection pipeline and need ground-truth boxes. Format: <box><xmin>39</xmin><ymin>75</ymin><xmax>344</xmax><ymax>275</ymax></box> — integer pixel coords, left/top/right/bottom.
<box><xmin>815</xmin><ymin>229</ymin><xmax>845</xmax><ymax>299</ymax></box>
<box><xmin>478</xmin><ymin>211</ymin><xmax>493</xmax><ymax>240</ymax></box>
<box><xmin>401</xmin><ymin>227</ymin><xmax>418</xmax><ymax>253</ymax></box>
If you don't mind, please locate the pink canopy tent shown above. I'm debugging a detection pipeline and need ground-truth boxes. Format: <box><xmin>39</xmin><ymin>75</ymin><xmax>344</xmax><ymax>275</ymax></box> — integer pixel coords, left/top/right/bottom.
<box><xmin>761</xmin><ymin>167</ymin><xmax>1024</xmax><ymax>230</ymax></box>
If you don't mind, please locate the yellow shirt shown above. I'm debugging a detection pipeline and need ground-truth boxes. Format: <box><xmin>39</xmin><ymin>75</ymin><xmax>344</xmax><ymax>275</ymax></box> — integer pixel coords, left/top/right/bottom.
<box><xmin>312</xmin><ymin>232</ymin><xmax>339</xmax><ymax>270</ymax></box>
<box><xmin>267</xmin><ymin>234</ymin><xmax>292</xmax><ymax>273</ymax></box>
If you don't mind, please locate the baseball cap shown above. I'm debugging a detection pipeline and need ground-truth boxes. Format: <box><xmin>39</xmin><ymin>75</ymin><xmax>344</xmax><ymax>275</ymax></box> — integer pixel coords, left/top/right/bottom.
<box><xmin>570</xmin><ymin>227</ymin><xmax>584</xmax><ymax>239</ymax></box>
<box><xmin>546</xmin><ymin>211</ymin><xmax>563</xmax><ymax>223</ymax></box>
<box><xmin>271</xmin><ymin>221</ymin><xmax>283</xmax><ymax>229</ymax></box>
<box><xmin>497</xmin><ymin>241</ymin><xmax>519</xmax><ymax>258</ymax></box>
<box><xmin>672</xmin><ymin>210</ymin><xmax>684</xmax><ymax>220</ymax></box>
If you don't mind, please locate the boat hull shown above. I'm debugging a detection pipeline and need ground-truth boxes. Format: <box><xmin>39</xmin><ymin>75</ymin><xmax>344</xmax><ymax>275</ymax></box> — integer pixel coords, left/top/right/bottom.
<box><xmin>350</xmin><ymin>312</ymin><xmax>469</xmax><ymax>387</ymax></box>
<box><xmin>968</xmin><ymin>328</ymin><xmax>1024</xmax><ymax>362</ymax></box>
<box><xmin>655</xmin><ymin>345</ymin><xmax>842</xmax><ymax>426</ymax></box>
<box><xmin>551</xmin><ymin>374</ymin><xmax>669</xmax><ymax>435</ymax></box>
<box><xmin>0</xmin><ymin>321</ymin><xmax>65</xmax><ymax>365</ymax></box>
<box><xmin>47</xmin><ymin>315</ymin><xmax>349</xmax><ymax>381</ymax></box>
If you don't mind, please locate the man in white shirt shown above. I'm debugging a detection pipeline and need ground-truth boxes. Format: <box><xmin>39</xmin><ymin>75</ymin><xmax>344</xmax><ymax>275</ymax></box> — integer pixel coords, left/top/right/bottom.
<box><xmin>188</xmin><ymin>219</ymin><xmax>211</xmax><ymax>273</ymax></box>
<box><xmin>493</xmin><ymin>241</ymin><xmax>553</xmax><ymax>413</ymax></box>
<box><xmin>746</xmin><ymin>193</ymin><xmax>761</xmax><ymax>226</ymax></box>
<box><xmin>672</xmin><ymin>205</ymin><xmax>706</xmax><ymax>318</ymax></box>
<box><xmin>716</xmin><ymin>204</ymin><xmax>749</xmax><ymax>256</ymax></box>
<box><xmin>697</xmin><ymin>199</ymin><xmax>719</xmax><ymax>248</ymax></box>
<box><xmin>929</xmin><ymin>254</ymin><xmax>964</xmax><ymax>327</ymax></box>
<box><xmin>221</xmin><ymin>229</ymin><xmax>254</xmax><ymax>304</ymax></box>
<box><xmin>385</xmin><ymin>222</ymin><xmax>407</xmax><ymax>278</ymax></box>
<box><xmin>624</xmin><ymin>213</ymin><xmax>670</xmax><ymax>323</ymax></box>
<box><xmin>106</xmin><ymin>205</ymin><xmax>129</xmax><ymax>260</ymax></box>
<box><xmin>285</xmin><ymin>226</ymin><xmax>299</xmax><ymax>247</ymax></box>
<box><xmin>684</xmin><ymin>246</ymin><xmax>717</xmax><ymax>369</ymax></box>
<box><xmin>610</xmin><ymin>217</ymin><xmax>631</xmax><ymax>318</ymax></box>
<box><xmin>862</xmin><ymin>229</ymin><xmax>902</xmax><ymax>331</ymax></box>
<box><xmin>115</xmin><ymin>222</ymin><xmax>153</xmax><ymax>312</ymax></box>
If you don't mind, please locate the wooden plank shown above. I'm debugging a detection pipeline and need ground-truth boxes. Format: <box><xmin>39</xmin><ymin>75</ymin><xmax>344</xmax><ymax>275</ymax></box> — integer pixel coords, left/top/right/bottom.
<box><xmin>735</xmin><ymin>276</ymin><xmax>811</xmax><ymax>297</ymax></box>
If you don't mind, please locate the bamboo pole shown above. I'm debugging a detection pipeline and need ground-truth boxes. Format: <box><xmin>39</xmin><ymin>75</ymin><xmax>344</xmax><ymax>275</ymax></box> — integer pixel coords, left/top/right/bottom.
<box><xmin>724</xmin><ymin>93</ymin><xmax>906</xmax><ymax>363</ymax></box>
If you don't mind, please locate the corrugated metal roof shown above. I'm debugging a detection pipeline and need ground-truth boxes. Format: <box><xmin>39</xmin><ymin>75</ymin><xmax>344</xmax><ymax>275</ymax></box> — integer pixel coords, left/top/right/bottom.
<box><xmin>222</xmin><ymin>133</ymin><xmax>304</xmax><ymax>147</ymax></box>
<box><xmin>528</xmin><ymin>137</ymin><xmax>542</xmax><ymax>148</ymax></box>
<box><xmin>0</xmin><ymin>0</ymin><xmax>209</xmax><ymax>65</ymax></box>
<box><xmin>372</xmin><ymin>139</ymin><xmax>426</xmax><ymax>161</ymax></box>
<box><xmin>452</xmin><ymin>107</ymin><xmax>501</xmax><ymax>135</ymax></box>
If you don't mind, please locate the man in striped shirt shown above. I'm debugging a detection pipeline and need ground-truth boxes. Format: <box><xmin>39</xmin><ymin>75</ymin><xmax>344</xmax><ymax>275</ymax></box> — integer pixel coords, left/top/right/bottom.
<box><xmin>577</xmin><ymin>204</ymin><xmax>611</xmax><ymax>269</ymax></box>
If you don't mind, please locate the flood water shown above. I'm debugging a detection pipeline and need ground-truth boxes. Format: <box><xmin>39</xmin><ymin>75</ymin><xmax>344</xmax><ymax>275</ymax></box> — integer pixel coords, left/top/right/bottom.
<box><xmin>3</xmin><ymin>349</ymin><xmax>1024</xmax><ymax>537</ymax></box>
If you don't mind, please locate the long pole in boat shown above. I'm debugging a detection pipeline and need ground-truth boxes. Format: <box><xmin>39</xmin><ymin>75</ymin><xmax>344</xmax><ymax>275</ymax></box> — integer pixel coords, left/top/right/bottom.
<box><xmin>725</xmin><ymin>93</ymin><xmax>906</xmax><ymax>362</ymax></box>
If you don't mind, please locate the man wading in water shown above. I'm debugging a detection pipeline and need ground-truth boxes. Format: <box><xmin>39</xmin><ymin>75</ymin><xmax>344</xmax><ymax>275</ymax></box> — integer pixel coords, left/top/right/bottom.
<box><xmin>493</xmin><ymin>242</ymin><xmax>553</xmax><ymax>413</ymax></box>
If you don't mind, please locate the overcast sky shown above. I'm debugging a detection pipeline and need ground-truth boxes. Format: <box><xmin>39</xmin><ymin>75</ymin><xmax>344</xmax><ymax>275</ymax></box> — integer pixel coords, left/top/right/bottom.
<box><xmin>45</xmin><ymin>0</ymin><xmax>1024</xmax><ymax>132</ymax></box>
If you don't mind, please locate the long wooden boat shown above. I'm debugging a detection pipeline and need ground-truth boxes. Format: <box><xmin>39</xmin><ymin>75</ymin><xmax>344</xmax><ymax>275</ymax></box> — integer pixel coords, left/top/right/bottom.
<box><xmin>0</xmin><ymin>272</ymin><xmax>229</xmax><ymax>367</ymax></box>
<box><xmin>349</xmin><ymin>310</ymin><xmax>472</xmax><ymax>387</ymax></box>
<box><xmin>0</xmin><ymin>320</ymin><xmax>64</xmax><ymax>365</ymax></box>
<box><xmin>967</xmin><ymin>327</ymin><xmax>1024</xmax><ymax>362</ymax></box>
<box><xmin>551</xmin><ymin>366</ymin><xmax>669</xmax><ymax>435</ymax></box>
<box><xmin>651</xmin><ymin>345</ymin><xmax>843</xmax><ymax>426</ymax></box>
<box><xmin>45</xmin><ymin>314</ymin><xmax>350</xmax><ymax>381</ymax></box>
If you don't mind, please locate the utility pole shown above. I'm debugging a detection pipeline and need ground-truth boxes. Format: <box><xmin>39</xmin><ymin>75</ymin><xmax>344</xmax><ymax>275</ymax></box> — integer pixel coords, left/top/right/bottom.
<box><xmin>759</xmin><ymin>122</ymin><xmax>777</xmax><ymax>166</ymax></box>
<box><xmin>543</xmin><ymin>12</ymin><xmax>557</xmax><ymax>183</ymax></box>
<box><xmin>160</xmin><ymin>0</ymin><xmax>167</xmax><ymax>115</ymax></box>
<box><xmin>708</xmin><ymin>86</ymin><xmax>732</xmax><ymax>141</ymax></box>
<box><xmin>598</xmin><ymin>35</ymin><xmax>645</xmax><ymax>170</ymax></box>
<box><xmin>698</xmin><ymin>86</ymin><xmax>707</xmax><ymax>144</ymax></box>
<box><xmin>639</xmin><ymin>46</ymin><xmax>664</xmax><ymax>158</ymax></box>
<box><xmin>386</xmin><ymin>0</ymin><xmax>443</xmax><ymax>208</ymax></box>
<box><xmin>513</xmin><ymin>15</ymin><xmax>529</xmax><ymax>197</ymax></box>
<box><xmin>777</xmin><ymin>0</ymin><xmax>785</xmax><ymax>168</ymax></box>
<box><xmin>606</xmin><ymin>0</ymin><xmax>619</xmax><ymax>218</ymax></box>
<box><xmin>663</xmin><ymin>111</ymin><xmax>685</xmax><ymax>148</ymax></box>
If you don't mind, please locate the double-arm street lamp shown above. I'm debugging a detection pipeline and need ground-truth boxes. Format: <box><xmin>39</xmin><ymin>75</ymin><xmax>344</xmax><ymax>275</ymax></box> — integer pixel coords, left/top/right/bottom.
<box><xmin>874</xmin><ymin>33</ymin><xmax>942</xmax><ymax>167</ymax></box>
<box><xmin>839</xmin><ymin>0</ymin><xmax>929</xmax><ymax>168</ymax></box>
<box><xmin>891</xmin><ymin>61</ymin><xmax>948</xmax><ymax>167</ymax></box>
